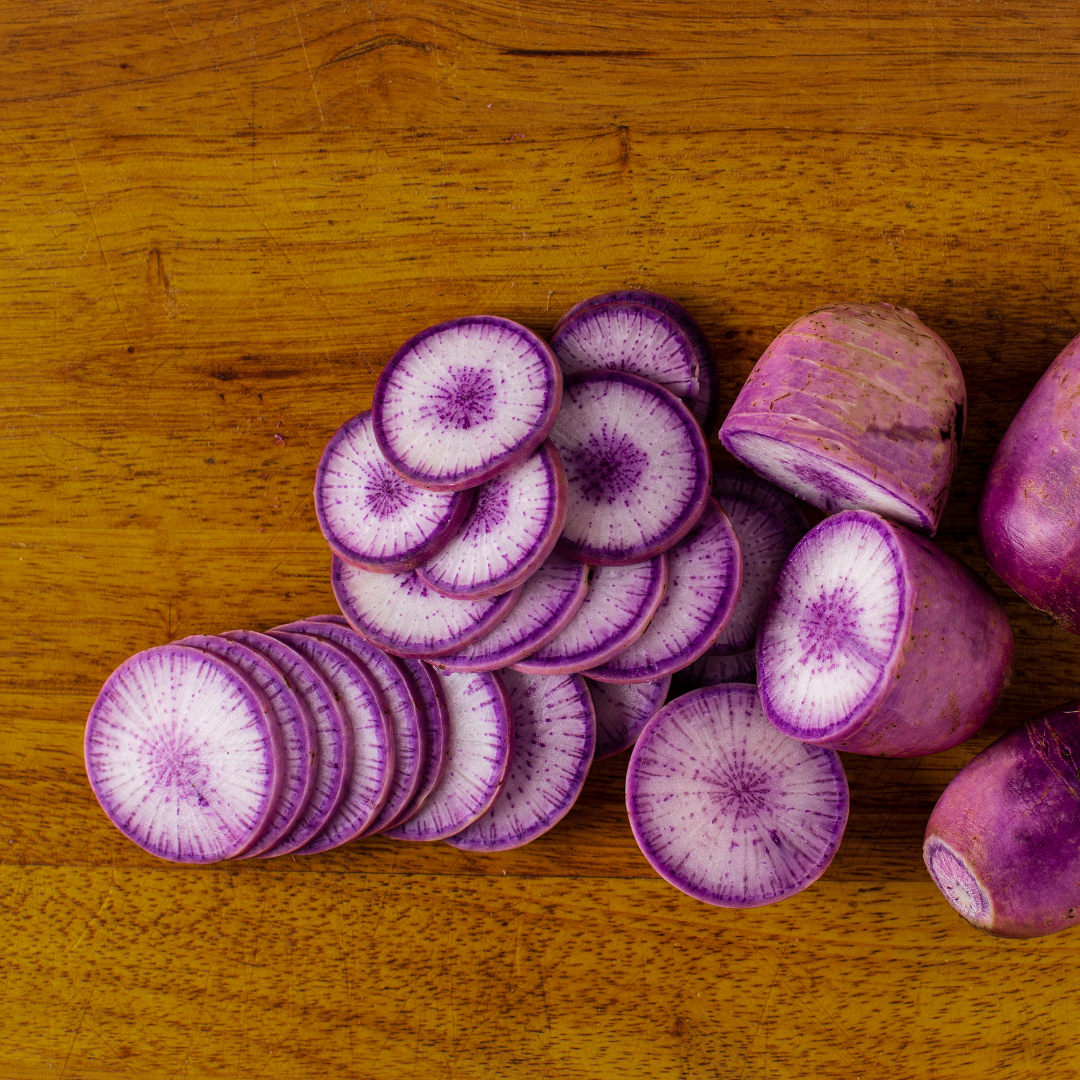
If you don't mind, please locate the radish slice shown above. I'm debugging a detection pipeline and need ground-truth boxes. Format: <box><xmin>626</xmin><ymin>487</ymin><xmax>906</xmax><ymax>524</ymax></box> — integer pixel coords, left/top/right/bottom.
<box><xmin>332</xmin><ymin>556</ymin><xmax>523</xmax><ymax>658</ymax></box>
<box><xmin>392</xmin><ymin>657</ymin><xmax>451</xmax><ymax>826</ymax></box>
<box><xmin>372</xmin><ymin>316</ymin><xmax>563</xmax><ymax>492</ymax></box>
<box><xmin>712</xmin><ymin>468</ymin><xmax>809</xmax><ymax>548</ymax></box>
<box><xmin>445</xmin><ymin>670</ymin><xmax>596</xmax><ymax>852</ymax></box>
<box><xmin>550</xmin><ymin>301</ymin><xmax>699</xmax><ymax>398</ymax></box>
<box><xmin>221</xmin><ymin>630</ymin><xmax>351</xmax><ymax>857</ymax></box>
<box><xmin>512</xmin><ymin>555</ymin><xmax>669</xmax><ymax>676</ymax></box>
<box><xmin>431</xmin><ymin>554</ymin><xmax>589</xmax><ymax>673</ymax></box>
<box><xmin>588</xmin><ymin>676</ymin><xmax>671</xmax><ymax>760</ymax></box>
<box><xmin>675</xmin><ymin>649</ymin><xmax>757</xmax><ymax>691</ymax></box>
<box><xmin>416</xmin><ymin>440</ymin><xmax>568</xmax><ymax>599</ymax></box>
<box><xmin>84</xmin><ymin>645</ymin><xmax>284</xmax><ymax>864</ymax></box>
<box><xmin>176</xmin><ymin>634</ymin><xmax>316</xmax><ymax>859</ymax></box>
<box><xmin>384</xmin><ymin>670</ymin><xmax>513</xmax><ymax>842</ymax></box>
<box><xmin>315</xmin><ymin>410</ymin><xmax>471</xmax><ymax>573</ymax></box>
<box><xmin>551</xmin><ymin>371</ymin><xmax>711</xmax><ymax>566</ymax></box>
<box><xmin>586</xmin><ymin>500</ymin><xmax>742</xmax><ymax>683</ymax></box>
<box><xmin>626</xmin><ymin>683</ymin><xmax>849</xmax><ymax>908</ymax></box>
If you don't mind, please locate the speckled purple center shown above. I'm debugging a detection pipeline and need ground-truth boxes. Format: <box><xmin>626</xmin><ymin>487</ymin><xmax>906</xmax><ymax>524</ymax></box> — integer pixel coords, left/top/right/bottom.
<box><xmin>423</xmin><ymin>365</ymin><xmax>498</xmax><ymax>431</ymax></box>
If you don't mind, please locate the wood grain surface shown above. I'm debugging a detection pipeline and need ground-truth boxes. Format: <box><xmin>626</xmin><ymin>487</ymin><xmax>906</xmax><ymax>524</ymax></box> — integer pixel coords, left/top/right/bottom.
<box><xmin>4</xmin><ymin>2</ymin><xmax>1080</xmax><ymax>1077</ymax></box>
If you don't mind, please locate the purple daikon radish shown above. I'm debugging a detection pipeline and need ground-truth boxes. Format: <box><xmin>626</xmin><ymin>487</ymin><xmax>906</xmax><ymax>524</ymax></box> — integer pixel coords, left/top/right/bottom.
<box><xmin>550</xmin><ymin>301</ymin><xmax>699</xmax><ymax>398</ymax></box>
<box><xmin>757</xmin><ymin>510</ymin><xmax>1013</xmax><ymax>758</ymax></box>
<box><xmin>626</xmin><ymin>682</ymin><xmax>849</xmax><ymax>908</ymax></box>
<box><xmin>372</xmin><ymin>316</ymin><xmax>563</xmax><ymax>491</ymax></box>
<box><xmin>712</xmin><ymin>468</ymin><xmax>809</xmax><ymax>549</ymax></box>
<box><xmin>513</xmin><ymin>555</ymin><xmax>668</xmax><ymax>676</ymax></box>
<box><xmin>551</xmin><ymin>371</ymin><xmax>711</xmax><ymax>566</ymax></box>
<box><xmin>587</xmin><ymin>501</ymin><xmax>742</xmax><ymax>683</ymax></box>
<box><xmin>221</xmin><ymin>630</ymin><xmax>351</xmax><ymax>857</ymax></box>
<box><xmin>177</xmin><ymin>634</ymin><xmax>316</xmax><ymax>859</ymax></box>
<box><xmin>384</xmin><ymin>670</ymin><xmax>513</xmax><ymax>842</ymax></box>
<box><xmin>315</xmin><ymin>410</ymin><xmax>471</xmax><ymax>573</ymax></box>
<box><xmin>273</xmin><ymin>619</ymin><xmax>423</xmax><ymax>835</ymax></box>
<box><xmin>431</xmin><ymin>554</ymin><xmax>589</xmax><ymax>673</ymax></box>
<box><xmin>332</xmin><ymin>556</ymin><xmax>522</xmax><ymax>658</ymax></box>
<box><xmin>416</xmin><ymin>440</ymin><xmax>568</xmax><ymax>599</ymax></box>
<box><xmin>84</xmin><ymin>645</ymin><xmax>284</xmax><ymax>863</ymax></box>
<box><xmin>588</xmin><ymin>676</ymin><xmax>671</xmax><ymax>760</ymax></box>
<box><xmin>266</xmin><ymin>631</ymin><xmax>393</xmax><ymax>852</ymax></box>
<box><xmin>675</xmin><ymin>649</ymin><xmax>757</xmax><ymax>692</ymax></box>
<box><xmin>446</xmin><ymin>670</ymin><xmax>595</xmax><ymax>852</ymax></box>
<box><xmin>720</xmin><ymin>302</ymin><xmax>965</xmax><ymax>536</ymax></box>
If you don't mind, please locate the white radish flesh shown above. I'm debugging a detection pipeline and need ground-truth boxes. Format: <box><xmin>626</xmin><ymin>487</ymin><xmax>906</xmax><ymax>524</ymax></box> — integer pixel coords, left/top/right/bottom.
<box><xmin>588</xmin><ymin>676</ymin><xmax>671</xmax><ymax>760</ymax></box>
<box><xmin>711</xmin><ymin>468</ymin><xmax>809</xmax><ymax>549</ymax></box>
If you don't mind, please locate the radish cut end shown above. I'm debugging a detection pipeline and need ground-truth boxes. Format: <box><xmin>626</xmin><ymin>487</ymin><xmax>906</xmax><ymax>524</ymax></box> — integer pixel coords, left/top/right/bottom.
<box><xmin>924</xmin><ymin>838</ymin><xmax>992</xmax><ymax>928</ymax></box>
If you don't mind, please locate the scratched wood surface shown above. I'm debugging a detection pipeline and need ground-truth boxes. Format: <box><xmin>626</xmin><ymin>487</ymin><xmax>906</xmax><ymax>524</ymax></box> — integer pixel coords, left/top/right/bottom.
<box><xmin>5</xmin><ymin>1</ymin><xmax>1080</xmax><ymax>1077</ymax></box>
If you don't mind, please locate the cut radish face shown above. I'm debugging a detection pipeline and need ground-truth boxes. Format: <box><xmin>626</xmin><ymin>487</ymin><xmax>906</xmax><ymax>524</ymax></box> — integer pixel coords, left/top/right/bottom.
<box><xmin>626</xmin><ymin>683</ymin><xmax>849</xmax><ymax>908</ymax></box>
<box><xmin>550</xmin><ymin>301</ymin><xmax>699</xmax><ymax>398</ymax></box>
<box><xmin>384</xmin><ymin>670</ymin><xmax>513</xmax><ymax>842</ymax></box>
<box><xmin>588</xmin><ymin>676</ymin><xmax>671</xmax><ymax>760</ymax></box>
<box><xmin>551</xmin><ymin>371</ymin><xmax>711</xmax><ymax>565</ymax></box>
<box><xmin>446</xmin><ymin>670</ymin><xmax>596</xmax><ymax>852</ymax></box>
<box><xmin>332</xmin><ymin>556</ymin><xmax>522</xmax><ymax>658</ymax></box>
<box><xmin>431</xmin><ymin>554</ymin><xmax>589</xmax><ymax>673</ymax></box>
<box><xmin>712</xmin><ymin>468</ymin><xmax>809</xmax><ymax>548</ymax></box>
<box><xmin>586</xmin><ymin>500</ymin><xmax>742</xmax><ymax>683</ymax></box>
<box><xmin>84</xmin><ymin>645</ymin><xmax>284</xmax><ymax>864</ymax></box>
<box><xmin>512</xmin><ymin>555</ymin><xmax>668</xmax><ymax>676</ymax></box>
<box><xmin>416</xmin><ymin>440</ymin><xmax>568</xmax><ymax>599</ymax></box>
<box><xmin>372</xmin><ymin>316</ymin><xmax>563</xmax><ymax>492</ymax></box>
<box><xmin>314</xmin><ymin>410</ymin><xmax>472</xmax><ymax>573</ymax></box>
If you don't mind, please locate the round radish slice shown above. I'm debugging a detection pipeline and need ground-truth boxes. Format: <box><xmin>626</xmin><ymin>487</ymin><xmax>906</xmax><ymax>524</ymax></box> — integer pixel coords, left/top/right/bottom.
<box><xmin>84</xmin><ymin>644</ymin><xmax>284</xmax><ymax>864</ymax></box>
<box><xmin>550</xmin><ymin>301</ymin><xmax>699</xmax><ymax>398</ymax></box>
<box><xmin>384</xmin><ymin>670</ymin><xmax>513</xmax><ymax>842</ymax></box>
<box><xmin>177</xmin><ymin>634</ymin><xmax>316</xmax><ymax>859</ymax></box>
<box><xmin>712</xmin><ymin>468</ymin><xmax>809</xmax><ymax>548</ymax></box>
<box><xmin>512</xmin><ymin>555</ymin><xmax>668</xmax><ymax>676</ymax></box>
<box><xmin>586</xmin><ymin>500</ymin><xmax>742</xmax><ymax>683</ymax></box>
<box><xmin>432</xmin><ymin>554</ymin><xmax>589</xmax><ymax>673</ymax></box>
<box><xmin>626</xmin><ymin>683</ymin><xmax>849</xmax><ymax>908</ymax></box>
<box><xmin>372</xmin><ymin>316</ymin><xmax>563</xmax><ymax>492</ymax></box>
<box><xmin>417</xmin><ymin>440</ymin><xmax>568</xmax><ymax>599</ymax></box>
<box><xmin>315</xmin><ymin>410</ymin><xmax>471</xmax><ymax>573</ymax></box>
<box><xmin>332</xmin><ymin>556</ymin><xmax>523</xmax><ymax>658</ymax></box>
<box><xmin>551</xmin><ymin>371</ymin><xmax>711</xmax><ymax>566</ymax></box>
<box><xmin>446</xmin><ymin>670</ymin><xmax>596</xmax><ymax>852</ymax></box>
<box><xmin>675</xmin><ymin>649</ymin><xmax>757</xmax><ymax>692</ymax></box>
<box><xmin>588</xmin><ymin>676</ymin><xmax>671</xmax><ymax>760</ymax></box>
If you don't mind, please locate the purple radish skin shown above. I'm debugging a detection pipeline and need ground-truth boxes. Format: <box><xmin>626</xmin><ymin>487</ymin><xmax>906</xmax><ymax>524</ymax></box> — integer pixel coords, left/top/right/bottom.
<box><xmin>587</xmin><ymin>676</ymin><xmax>671</xmax><ymax>760</ymax></box>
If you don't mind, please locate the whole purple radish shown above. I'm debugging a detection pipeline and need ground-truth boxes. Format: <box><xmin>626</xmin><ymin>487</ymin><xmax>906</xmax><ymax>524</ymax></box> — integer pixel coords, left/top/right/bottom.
<box><xmin>757</xmin><ymin>510</ymin><xmax>1013</xmax><ymax>758</ymax></box>
<box><xmin>925</xmin><ymin>701</ymin><xmax>1080</xmax><ymax>939</ymax></box>
<box><xmin>720</xmin><ymin>302</ymin><xmax>965</xmax><ymax>535</ymax></box>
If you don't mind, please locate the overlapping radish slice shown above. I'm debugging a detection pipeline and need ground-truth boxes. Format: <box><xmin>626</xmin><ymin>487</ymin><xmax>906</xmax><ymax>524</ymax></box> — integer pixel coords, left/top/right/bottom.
<box><xmin>431</xmin><ymin>554</ymin><xmax>589</xmax><ymax>673</ymax></box>
<box><xmin>626</xmin><ymin>683</ymin><xmax>849</xmax><ymax>908</ymax></box>
<box><xmin>372</xmin><ymin>316</ymin><xmax>563</xmax><ymax>491</ymax></box>
<box><xmin>675</xmin><ymin>648</ymin><xmax>757</xmax><ymax>692</ymax></box>
<box><xmin>417</xmin><ymin>440</ymin><xmax>568</xmax><ymax>599</ymax></box>
<box><xmin>513</xmin><ymin>555</ymin><xmax>668</xmax><ymax>676</ymax></box>
<box><xmin>587</xmin><ymin>676</ymin><xmax>671</xmax><ymax>760</ymax></box>
<box><xmin>84</xmin><ymin>645</ymin><xmax>284</xmax><ymax>863</ymax></box>
<box><xmin>551</xmin><ymin>372</ymin><xmax>711</xmax><ymax>566</ymax></box>
<box><xmin>332</xmin><ymin>556</ymin><xmax>523</xmax><ymax>658</ymax></box>
<box><xmin>446</xmin><ymin>670</ymin><xmax>595</xmax><ymax>852</ymax></box>
<box><xmin>712</xmin><ymin>468</ymin><xmax>809</xmax><ymax>547</ymax></box>
<box><xmin>315</xmin><ymin>410</ymin><xmax>472</xmax><ymax>573</ymax></box>
<box><xmin>393</xmin><ymin>657</ymin><xmax>451</xmax><ymax>827</ymax></box>
<box><xmin>384</xmin><ymin>670</ymin><xmax>513</xmax><ymax>842</ymax></box>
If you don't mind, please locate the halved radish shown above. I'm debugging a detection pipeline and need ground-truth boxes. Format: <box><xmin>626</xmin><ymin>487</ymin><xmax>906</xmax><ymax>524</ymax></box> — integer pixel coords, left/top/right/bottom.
<box><xmin>588</xmin><ymin>676</ymin><xmax>671</xmax><ymax>760</ymax></box>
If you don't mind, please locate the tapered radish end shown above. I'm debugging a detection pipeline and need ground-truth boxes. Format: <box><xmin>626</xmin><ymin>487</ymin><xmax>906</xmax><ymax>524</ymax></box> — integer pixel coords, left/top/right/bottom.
<box><xmin>924</xmin><ymin>838</ymin><xmax>993</xmax><ymax>930</ymax></box>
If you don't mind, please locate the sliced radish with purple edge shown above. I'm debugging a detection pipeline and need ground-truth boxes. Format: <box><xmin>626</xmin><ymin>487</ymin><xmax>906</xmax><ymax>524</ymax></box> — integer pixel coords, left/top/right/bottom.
<box><xmin>84</xmin><ymin>644</ymin><xmax>284</xmax><ymax>864</ymax></box>
<box><xmin>274</xmin><ymin>618</ymin><xmax>424</xmax><ymax>835</ymax></box>
<box><xmin>332</xmin><ymin>556</ymin><xmax>523</xmax><ymax>658</ymax></box>
<box><xmin>372</xmin><ymin>316</ymin><xmax>563</xmax><ymax>492</ymax></box>
<box><xmin>416</xmin><ymin>440</ymin><xmax>568</xmax><ymax>600</ymax></box>
<box><xmin>551</xmin><ymin>371</ymin><xmax>711</xmax><ymax>566</ymax></box>
<box><xmin>223</xmin><ymin>630</ymin><xmax>352</xmax><ymax>857</ymax></box>
<box><xmin>177</xmin><ymin>634</ymin><xmax>316</xmax><ymax>859</ymax></box>
<box><xmin>446</xmin><ymin>670</ymin><xmax>595</xmax><ymax>852</ymax></box>
<box><xmin>675</xmin><ymin>649</ymin><xmax>756</xmax><ymax>692</ymax></box>
<box><xmin>315</xmin><ymin>409</ymin><xmax>471</xmax><ymax>573</ymax></box>
<box><xmin>588</xmin><ymin>676</ymin><xmax>671</xmax><ymax>760</ymax></box>
<box><xmin>384</xmin><ymin>669</ymin><xmax>513</xmax><ymax>842</ymax></box>
<box><xmin>756</xmin><ymin>509</ymin><xmax>1013</xmax><ymax>758</ymax></box>
<box><xmin>431</xmin><ymin>553</ymin><xmax>589</xmax><ymax>673</ymax></box>
<box><xmin>711</xmin><ymin>468</ymin><xmax>809</xmax><ymax>549</ymax></box>
<box><xmin>512</xmin><ymin>555</ymin><xmax>668</xmax><ymax>676</ymax></box>
<box><xmin>586</xmin><ymin>500</ymin><xmax>741</xmax><ymax>683</ymax></box>
<box><xmin>626</xmin><ymin>682</ymin><xmax>849</xmax><ymax>908</ymax></box>
<box><xmin>550</xmin><ymin>301</ymin><xmax>699</xmax><ymax>399</ymax></box>
<box><xmin>266</xmin><ymin>630</ymin><xmax>393</xmax><ymax>852</ymax></box>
